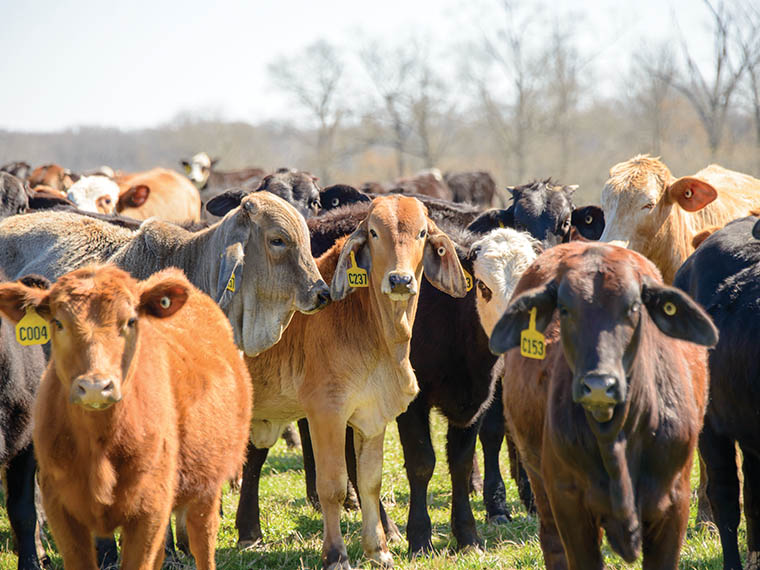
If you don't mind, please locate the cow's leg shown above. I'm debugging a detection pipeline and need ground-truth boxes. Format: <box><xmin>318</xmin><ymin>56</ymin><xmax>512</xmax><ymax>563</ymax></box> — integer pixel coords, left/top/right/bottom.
<box><xmin>344</xmin><ymin>427</ymin><xmax>401</xmax><ymax>542</ymax></box>
<box><xmin>5</xmin><ymin>445</ymin><xmax>43</xmax><ymax>570</ymax></box>
<box><xmin>700</xmin><ymin>425</ymin><xmax>741</xmax><ymax>570</ymax></box>
<box><xmin>354</xmin><ymin>428</ymin><xmax>392</xmax><ymax>567</ymax></box>
<box><xmin>396</xmin><ymin>399</ymin><xmax>435</xmax><ymax>554</ymax></box>
<box><xmin>174</xmin><ymin>506</ymin><xmax>190</xmax><ymax>555</ymax></box>
<box><xmin>298</xmin><ymin>418</ymin><xmax>321</xmax><ymax>509</ymax></box>
<box><xmin>43</xmin><ymin>497</ymin><xmax>98</xmax><ymax>570</ymax></box>
<box><xmin>478</xmin><ymin>395</ymin><xmax>510</xmax><ymax>523</ymax></box>
<box><xmin>641</xmin><ymin>469</ymin><xmax>690</xmax><ymax>570</ymax></box>
<box><xmin>235</xmin><ymin>441</ymin><xmax>268</xmax><ymax>548</ymax></box>
<box><xmin>742</xmin><ymin>446</ymin><xmax>760</xmax><ymax>568</ymax></box>
<box><xmin>308</xmin><ymin>412</ymin><xmax>350</xmax><ymax>569</ymax></box>
<box><xmin>446</xmin><ymin>423</ymin><xmax>483</xmax><ymax>550</ymax></box>
<box><xmin>469</xmin><ymin>453</ymin><xmax>483</xmax><ymax>495</ymax></box>
<box><xmin>185</xmin><ymin>494</ymin><xmax>222</xmax><ymax>570</ymax></box>
<box><xmin>526</xmin><ymin>470</ymin><xmax>568</xmax><ymax>570</ymax></box>
<box><xmin>120</xmin><ymin>512</ymin><xmax>169</xmax><ymax>570</ymax></box>
<box><xmin>696</xmin><ymin>452</ymin><xmax>713</xmax><ymax>525</ymax></box>
<box><xmin>506</xmin><ymin>428</ymin><xmax>536</xmax><ymax>514</ymax></box>
<box><xmin>547</xmin><ymin>479</ymin><xmax>602</xmax><ymax>570</ymax></box>
<box><xmin>301</xmin><ymin>419</ymin><xmax>360</xmax><ymax>511</ymax></box>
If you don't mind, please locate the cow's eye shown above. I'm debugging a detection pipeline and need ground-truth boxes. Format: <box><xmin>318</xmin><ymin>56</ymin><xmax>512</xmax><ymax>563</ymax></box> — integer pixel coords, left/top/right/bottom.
<box><xmin>104</xmin><ymin>197</ymin><xmax>111</xmax><ymax>204</ymax></box>
<box><xmin>418</xmin><ymin>229</ymin><xmax>426</xmax><ymax>238</ymax></box>
<box><xmin>628</xmin><ymin>302</ymin><xmax>641</xmax><ymax>316</ymax></box>
<box><xmin>332</xmin><ymin>198</ymin><xmax>339</xmax><ymax>207</ymax></box>
<box><xmin>127</xmin><ymin>317</ymin><xmax>137</xmax><ymax>328</ymax></box>
<box><xmin>642</xmin><ymin>203</ymin><xmax>655</xmax><ymax>210</ymax></box>
<box><xmin>52</xmin><ymin>319</ymin><xmax>63</xmax><ymax>331</ymax></box>
<box><xmin>477</xmin><ymin>280</ymin><xmax>492</xmax><ymax>301</ymax></box>
<box><xmin>369</xmin><ymin>229</ymin><xmax>378</xmax><ymax>238</ymax></box>
<box><xmin>270</xmin><ymin>237</ymin><xmax>285</xmax><ymax>247</ymax></box>
<box><xmin>558</xmin><ymin>305</ymin><xmax>569</xmax><ymax>318</ymax></box>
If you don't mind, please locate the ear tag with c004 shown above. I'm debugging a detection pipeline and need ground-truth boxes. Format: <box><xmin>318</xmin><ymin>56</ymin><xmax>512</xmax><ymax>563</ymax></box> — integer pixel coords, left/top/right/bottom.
<box><xmin>16</xmin><ymin>307</ymin><xmax>51</xmax><ymax>346</ymax></box>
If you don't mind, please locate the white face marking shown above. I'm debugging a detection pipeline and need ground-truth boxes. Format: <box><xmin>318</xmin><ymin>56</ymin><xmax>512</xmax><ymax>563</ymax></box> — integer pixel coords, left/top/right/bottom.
<box><xmin>66</xmin><ymin>176</ymin><xmax>120</xmax><ymax>213</ymax></box>
<box><xmin>471</xmin><ymin>228</ymin><xmax>539</xmax><ymax>338</ymax></box>
<box><xmin>188</xmin><ymin>152</ymin><xmax>212</xmax><ymax>185</ymax></box>
<box><xmin>599</xmin><ymin>173</ymin><xmax>662</xmax><ymax>247</ymax></box>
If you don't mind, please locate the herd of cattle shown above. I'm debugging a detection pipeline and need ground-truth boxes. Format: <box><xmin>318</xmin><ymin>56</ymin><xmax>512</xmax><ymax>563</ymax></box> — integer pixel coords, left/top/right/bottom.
<box><xmin>0</xmin><ymin>153</ymin><xmax>759</xmax><ymax>569</ymax></box>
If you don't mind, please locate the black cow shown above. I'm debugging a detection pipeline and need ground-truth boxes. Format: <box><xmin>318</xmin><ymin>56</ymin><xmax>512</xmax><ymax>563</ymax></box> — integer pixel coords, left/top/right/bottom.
<box><xmin>674</xmin><ymin>216</ymin><xmax>760</xmax><ymax>570</ymax></box>
<box><xmin>0</xmin><ymin>272</ymin><xmax>49</xmax><ymax>570</ymax></box>
<box><xmin>570</xmin><ymin>205</ymin><xmax>605</xmax><ymax>240</ymax></box>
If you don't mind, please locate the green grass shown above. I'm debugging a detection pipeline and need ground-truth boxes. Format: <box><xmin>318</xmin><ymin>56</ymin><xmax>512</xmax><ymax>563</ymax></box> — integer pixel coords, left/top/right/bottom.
<box><xmin>0</xmin><ymin>411</ymin><xmax>743</xmax><ymax>569</ymax></box>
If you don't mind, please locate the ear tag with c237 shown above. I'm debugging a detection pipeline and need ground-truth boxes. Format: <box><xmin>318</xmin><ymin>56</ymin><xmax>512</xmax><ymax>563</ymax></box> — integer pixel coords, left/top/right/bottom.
<box><xmin>16</xmin><ymin>307</ymin><xmax>51</xmax><ymax>346</ymax></box>
<box><xmin>347</xmin><ymin>251</ymin><xmax>369</xmax><ymax>288</ymax></box>
<box><xmin>226</xmin><ymin>272</ymin><xmax>236</xmax><ymax>292</ymax></box>
<box><xmin>520</xmin><ymin>307</ymin><xmax>545</xmax><ymax>360</ymax></box>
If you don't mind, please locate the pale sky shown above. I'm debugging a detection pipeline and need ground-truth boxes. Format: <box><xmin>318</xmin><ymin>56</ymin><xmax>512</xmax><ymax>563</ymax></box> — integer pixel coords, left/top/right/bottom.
<box><xmin>1</xmin><ymin>0</ymin><xmax>709</xmax><ymax>132</ymax></box>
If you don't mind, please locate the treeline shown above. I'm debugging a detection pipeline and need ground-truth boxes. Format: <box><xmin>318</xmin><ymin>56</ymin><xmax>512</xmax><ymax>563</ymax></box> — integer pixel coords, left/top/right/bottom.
<box><xmin>1</xmin><ymin>1</ymin><xmax>759</xmax><ymax>206</ymax></box>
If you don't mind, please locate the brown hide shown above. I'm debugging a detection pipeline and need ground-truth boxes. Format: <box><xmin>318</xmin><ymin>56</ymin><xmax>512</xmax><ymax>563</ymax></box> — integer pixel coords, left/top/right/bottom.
<box><xmin>0</xmin><ymin>266</ymin><xmax>251</xmax><ymax>570</ymax></box>
<box><xmin>115</xmin><ymin>168</ymin><xmax>201</xmax><ymax>222</ymax></box>
<box><xmin>28</xmin><ymin>164</ymin><xmax>74</xmax><ymax>192</ymax></box>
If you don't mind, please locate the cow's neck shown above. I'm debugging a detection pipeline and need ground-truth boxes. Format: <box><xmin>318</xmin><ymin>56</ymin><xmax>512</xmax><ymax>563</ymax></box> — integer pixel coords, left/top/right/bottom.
<box><xmin>642</xmin><ymin>206</ymin><xmax>690</xmax><ymax>285</ymax></box>
<box><xmin>366</xmin><ymin>280</ymin><xmax>420</xmax><ymax>365</ymax></box>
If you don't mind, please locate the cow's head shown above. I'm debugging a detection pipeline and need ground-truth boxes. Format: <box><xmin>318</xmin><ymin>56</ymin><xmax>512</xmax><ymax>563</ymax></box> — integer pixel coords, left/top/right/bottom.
<box><xmin>66</xmin><ymin>176</ymin><xmax>121</xmax><ymax>214</ymax></box>
<box><xmin>181</xmin><ymin>152</ymin><xmax>217</xmax><ymax>189</ymax></box>
<box><xmin>214</xmin><ymin>192</ymin><xmax>329</xmax><ymax>356</ymax></box>
<box><xmin>330</xmin><ymin>195</ymin><xmax>467</xmax><ymax>305</ymax></box>
<box><xmin>257</xmin><ymin>169</ymin><xmax>321</xmax><ymax>219</ymax></box>
<box><xmin>28</xmin><ymin>164</ymin><xmax>77</xmax><ymax>192</ymax></box>
<box><xmin>319</xmin><ymin>184</ymin><xmax>370</xmax><ymax>213</ymax></box>
<box><xmin>600</xmin><ymin>154</ymin><xmax>717</xmax><ymax>251</ymax></box>
<box><xmin>506</xmin><ymin>180</ymin><xmax>578</xmax><ymax>246</ymax></box>
<box><xmin>0</xmin><ymin>172</ymin><xmax>29</xmax><ymax>219</ymax></box>
<box><xmin>490</xmin><ymin>243</ymin><xmax>717</xmax><ymax>427</ymax></box>
<box><xmin>470</xmin><ymin>228</ymin><xmax>541</xmax><ymax>337</ymax></box>
<box><xmin>0</xmin><ymin>265</ymin><xmax>190</xmax><ymax>411</ymax></box>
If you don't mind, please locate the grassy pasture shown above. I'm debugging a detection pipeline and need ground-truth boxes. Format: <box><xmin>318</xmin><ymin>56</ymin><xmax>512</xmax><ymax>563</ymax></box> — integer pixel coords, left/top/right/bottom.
<box><xmin>0</xmin><ymin>412</ymin><xmax>740</xmax><ymax>569</ymax></box>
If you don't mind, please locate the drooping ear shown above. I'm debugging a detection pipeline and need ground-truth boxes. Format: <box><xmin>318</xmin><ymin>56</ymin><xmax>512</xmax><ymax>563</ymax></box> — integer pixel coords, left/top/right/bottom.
<box><xmin>641</xmin><ymin>278</ymin><xmax>718</xmax><ymax>347</ymax></box>
<box><xmin>466</xmin><ymin>207</ymin><xmax>514</xmax><ymax>234</ymax></box>
<box><xmin>206</xmin><ymin>189</ymin><xmax>248</xmax><ymax>217</ymax></box>
<box><xmin>667</xmin><ymin>177</ymin><xmax>717</xmax><ymax>212</ymax></box>
<box><xmin>118</xmin><ymin>185</ymin><xmax>150</xmax><ymax>210</ymax></box>
<box><xmin>0</xmin><ymin>281</ymin><xmax>50</xmax><ymax>323</ymax></box>
<box><xmin>216</xmin><ymin>242</ymin><xmax>245</xmax><ymax>309</ymax></box>
<box><xmin>139</xmin><ymin>276</ymin><xmax>190</xmax><ymax>319</ymax></box>
<box><xmin>330</xmin><ymin>221</ymin><xmax>370</xmax><ymax>302</ymax></box>
<box><xmin>489</xmin><ymin>281</ymin><xmax>558</xmax><ymax>355</ymax></box>
<box><xmin>423</xmin><ymin>218</ymin><xmax>467</xmax><ymax>298</ymax></box>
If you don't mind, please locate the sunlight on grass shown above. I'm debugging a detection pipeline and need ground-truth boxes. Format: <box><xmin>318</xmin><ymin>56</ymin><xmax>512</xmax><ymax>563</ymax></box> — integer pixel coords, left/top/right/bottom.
<box><xmin>0</xmin><ymin>410</ymin><xmax>742</xmax><ymax>569</ymax></box>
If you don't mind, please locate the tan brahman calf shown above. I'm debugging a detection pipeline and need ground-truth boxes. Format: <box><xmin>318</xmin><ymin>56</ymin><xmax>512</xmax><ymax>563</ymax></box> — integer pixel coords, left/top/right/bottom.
<box><xmin>246</xmin><ymin>195</ymin><xmax>467</xmax><ymax>568</ymax></box>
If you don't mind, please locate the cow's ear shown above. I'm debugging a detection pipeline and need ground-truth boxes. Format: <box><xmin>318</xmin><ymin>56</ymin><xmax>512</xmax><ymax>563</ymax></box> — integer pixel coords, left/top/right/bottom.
<box><xmin>207</xmin><ymin>189</ymin><xmax>249</xmax><ymax>217</ymax></box>
<box><xmin>466</xmin><ymin>207</ymin><xmax>513</xmax><ymax>234</ymax></box>
<box><xmin>331</xmin><ymin>221</ymin><xmax>369</xmax><ymax>302</ymax></box>
<box><xmin>424</xmin><ymin>218</ymin><xmax>467</xmax><ymax>298</ymax></box>
<box><xmin>0</xmin><ymin>281</ymin><xmax>50</xmax><ymax>323</ymax></box>
<box><xmin>210</xmin><ymin>158</ymin><xmax>219</xmax><ymax>168</ymax></box>
<box><xmin>667</xmin><ymin>177</ymin><xmax>717</xmax><ymax>212</ymax></box>
<box><xmin>641</xmin><ymin>278</ymin><xmax>718</xmax><ymax>347</ymax></box>
<box><xmin>752</xmin><ymin>219</ymin><xmax>760</xmax><ymax>240</ymax></box>
<box><xmin>139</xmin><ymin>276</ymin><xmax>190</xmax><ymax>319</ymax></box>
<box><xmin>118</xmin><ymin>185</ymin><xmax>150</xmax><ymax>210</ymax></box>
<box><xmin>489</xmin><ymin>281</ymin><xmax>557</xmax><ymax>355</ymax></box>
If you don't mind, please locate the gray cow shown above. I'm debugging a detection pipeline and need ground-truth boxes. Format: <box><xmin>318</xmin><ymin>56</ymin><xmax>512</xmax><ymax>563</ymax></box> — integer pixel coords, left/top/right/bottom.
<box><xmin>0</xmin><ymin>191</ymin><xmax>329</xmax><ymax>357</ymax></box>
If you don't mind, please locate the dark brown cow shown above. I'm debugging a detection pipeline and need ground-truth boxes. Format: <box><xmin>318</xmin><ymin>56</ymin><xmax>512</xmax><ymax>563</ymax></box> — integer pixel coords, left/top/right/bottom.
<box><xmin>490</xmin><ymin>242</ymin><xmax>717</xmax><ymax>569</ymax></box>
<box><xmin>0</xmin><ymin>266</ymin><xmax>252</xmax><ymax>570</ymax></box>
<box><xmin>387</xmin><ymin>169</ymin><xmax>453</xmax><ymax>201</ymax></box>
<box><xmin>444</xmin><ymin>171</ymin><xmax>496</xmax><ymax>206</ymax></box>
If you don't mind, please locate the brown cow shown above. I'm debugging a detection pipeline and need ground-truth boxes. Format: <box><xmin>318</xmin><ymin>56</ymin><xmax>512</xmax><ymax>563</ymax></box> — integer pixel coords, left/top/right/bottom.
<box><xmin>243</xmin><ymin>195</ymin><xmax>467</xmax><ymax>568</ymax></box>
<box><xmin>386</xmin><ymin>168</ymin><xmax>454</xmax><ymax>201</ymax></box>
<box><xmin>489</xmin><ymin>242</ymin><xmax>717</xmax><ymax>569</ymax></box>
<box><xmin>0</xmin><ymin>265</ymin><xmax>252</xmax><ymax>570</ymax></box>
<box><xmin>27</xmin><ymin>164</ymin><xmax>76</xmax><ymax>192</ymax></box>
<box><xmin>599</xmin><ymin>154</ymin><xmax>760</xmax><ymax>283</ymax></box>
<box><xmin>115</xmin><ymin>168</ymin><xmax>201</xmax><ymax>222</ymax></box>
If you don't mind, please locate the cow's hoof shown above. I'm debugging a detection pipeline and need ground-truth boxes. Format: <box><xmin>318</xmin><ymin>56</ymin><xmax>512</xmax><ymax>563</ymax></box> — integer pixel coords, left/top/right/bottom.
<box><xmin>458</xmin><ymin>542</ymin><xmax>484</xmax><ymax>556</ymax></box>
<box><xmin>487</xmin><ymin>513</ymin><xmax>510</xmax><ymax>525</ymax></box>
<box><xmin>408</xmin><ymin>542</ymin><xmax>433</xmax><ymax>557</ymax></box>
<box><xmin>237</xmin><ymin>537</ymin><xmax>262</xmax><ymax>551</ymax></box>
<box><xmin>367</xmin><ymin>549</ymin><xmax>394</xmax><ymax>567</ymax></box>
<box><xmin>343</xmin><ymin>483</ymin><xmax>360</xmax><ymax>511</ymax></box>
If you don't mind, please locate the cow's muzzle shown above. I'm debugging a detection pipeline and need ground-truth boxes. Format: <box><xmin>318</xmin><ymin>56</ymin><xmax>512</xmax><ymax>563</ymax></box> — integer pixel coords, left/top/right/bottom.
<box><xmin>70</xmin><ymin>376</ymin><xmax>122</xmax><ymax>410</ymax></box>
<box><xmin>575</xmin><ymin>374</ymin><xmax>623</xmax><ymax>423</ymax></box>
<box><xmin>384</xmin><ymin>272</ymin><xmax>417</xmax><ymax>300</ymax></box>
<box><xmin>301</xmin><ymin>280</ymin><xmax>331</xmax><ymax>314</ymax></box>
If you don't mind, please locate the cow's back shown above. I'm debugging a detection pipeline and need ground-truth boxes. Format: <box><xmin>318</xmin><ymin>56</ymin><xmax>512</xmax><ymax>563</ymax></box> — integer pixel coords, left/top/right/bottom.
<box><xmin>117</xmin><ymin>168</ymin><xmax>202</xmax><ymax>223</ymax></box>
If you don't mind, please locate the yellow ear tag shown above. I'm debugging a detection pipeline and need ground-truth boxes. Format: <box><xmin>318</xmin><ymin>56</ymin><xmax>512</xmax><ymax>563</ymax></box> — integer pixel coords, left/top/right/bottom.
<box><xmin>520</xmin><ymin>307</ymin><xmax>545</xmax><ymax>360</ymax></box>
<box><xmin>498</xmin><ymin>221</ymin><xmax>505</xmax><ymax>229</ymax></box>
<box><xmin>347</xmin><ymin>251</ymin><xmax>368</xmax><ymax>288</ymax></box>
<box><xmin>16</xmin><ymin>307</ymin><xmax>51</xmax><ymax>346</ymax></box>
<box><xmin>463</xmin><ymin>269</ymin><xmax>473</xmax><ymax>292</ymax></box>
<box><xmin>226</xmin><ymin>273</ymin><xmax>236</xmax><ymax>292</ymax></box>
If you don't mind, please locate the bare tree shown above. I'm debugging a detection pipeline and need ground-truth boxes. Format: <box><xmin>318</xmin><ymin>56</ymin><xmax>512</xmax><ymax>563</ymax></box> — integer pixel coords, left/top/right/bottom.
<box><xmin>268</xmin><ymin>40</ymin><xmax>347</xmax><ymax>183</ymax></box>
<box><xmin>473</xmin><ymin>0</ymin><xmax>542</xmax><ymax>182</ymax></box>
<box><xmin>671</xmin><ymin>0</ymin><xmax>747</xmax><ymax>160</ymax></box>
<box><xmin>735</xmin><ymin>2</ymin><xmax>760</xmax><ymax>171</ymax></box>
<box><xmin>627</xmin><ymin>43</ymin><xmax>677</xmax><ymax>155</ymax></box>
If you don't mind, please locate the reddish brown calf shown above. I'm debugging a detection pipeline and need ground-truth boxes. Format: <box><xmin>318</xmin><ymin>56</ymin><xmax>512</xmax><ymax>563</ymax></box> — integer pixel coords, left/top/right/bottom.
<box><xmin>0</xmin><ymin>265</ymin><xmax>252</xmax><ymax>570</ymax></box>
<box><xmin>490</xmin><ymin>243</ymin><xmax>717</xmax><ymax>569</ymax></box>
